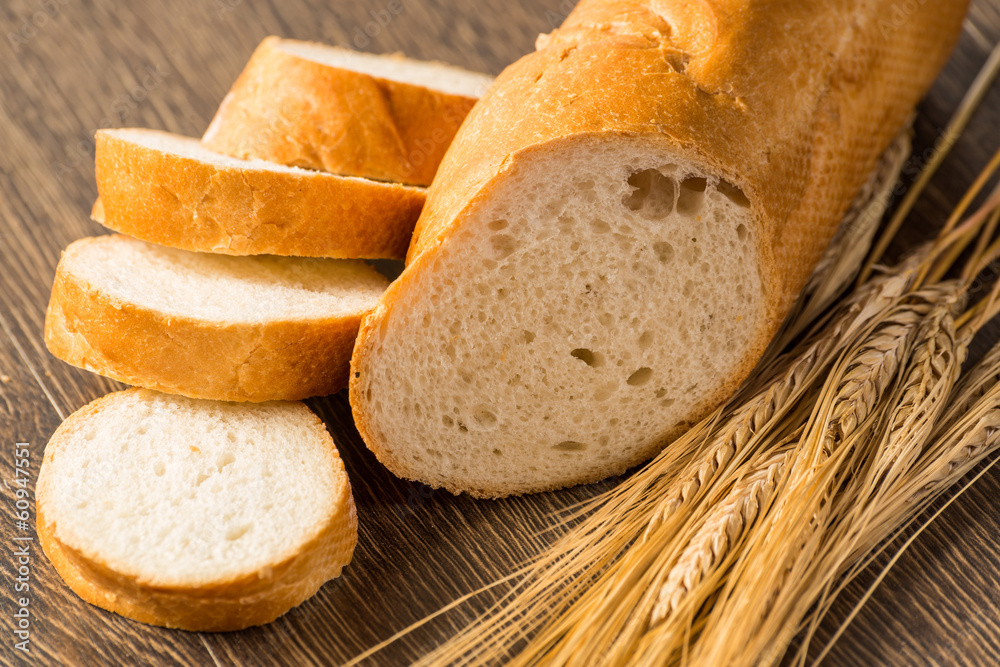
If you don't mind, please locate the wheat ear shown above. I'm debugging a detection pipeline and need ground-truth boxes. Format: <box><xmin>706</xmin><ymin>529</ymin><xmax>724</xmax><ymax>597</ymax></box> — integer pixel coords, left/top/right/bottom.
<box><xmin>651</xmin><ymin>435</ymin><xmax>798</xmax><ymax>625</ymax></box>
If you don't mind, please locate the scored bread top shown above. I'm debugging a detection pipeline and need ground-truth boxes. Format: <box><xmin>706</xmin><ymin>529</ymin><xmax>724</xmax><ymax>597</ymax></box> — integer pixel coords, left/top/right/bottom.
<box><xmin>95</xmin><ymin>128</ymin><xmax>425</xmax><ymax>260</ymax></box>
<box><xmin>202</xmin><ymin>36</ymin><xmax>494</xmax><ymax>186</ymax></box>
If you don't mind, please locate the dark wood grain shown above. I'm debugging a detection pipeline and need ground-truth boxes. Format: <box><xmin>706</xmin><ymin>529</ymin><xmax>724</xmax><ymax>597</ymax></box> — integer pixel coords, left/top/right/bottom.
<box><xmin>1</xmin><ymin>1</ymin><xmax>1000</xmax><ymax>665</ymax></box>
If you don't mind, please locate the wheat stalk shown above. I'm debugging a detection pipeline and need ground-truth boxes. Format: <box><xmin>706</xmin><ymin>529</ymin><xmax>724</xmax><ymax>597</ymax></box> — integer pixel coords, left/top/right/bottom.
<box><xmin>689</xmin><ymin>289</ymin><xmax>952</xmax><ymax>667</ymax></box>
<box><xmin>868</xmin><ymin>291</ymin><xmax>967</xmax><ymax>488</ymax></box>
<box><xmin>651</xmin><ymin>435</ymin><xmax>798</xmax><ymax>625</ymax></box>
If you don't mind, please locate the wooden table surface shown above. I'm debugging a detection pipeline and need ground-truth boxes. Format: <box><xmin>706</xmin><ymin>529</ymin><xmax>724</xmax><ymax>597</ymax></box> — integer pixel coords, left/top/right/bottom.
<box><xmin>2</xmin><ymin>1</ymin><xmax>1000</xmax><ymax>665</ymax></box>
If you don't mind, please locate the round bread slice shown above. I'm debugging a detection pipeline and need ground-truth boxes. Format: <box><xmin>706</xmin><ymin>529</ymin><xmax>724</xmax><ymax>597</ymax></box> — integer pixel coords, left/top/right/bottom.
<box><xmin>94</xmin><ymin>128</ymin><xmax>426</xmax><ymax>260</ymax></box>
<box><xmin>201</xmin><ymin>36</ymin><xmax>494</xmax><ymax>187</ymax></box>
<box><xmin>37</xmin><ymin>388</ymin><xmax>357</xmax><ymax>632</ymax></box>
<box><xmin>45</xmin><ymin>234</ymin><xmax>388</xmax><ymax>402</ymax></box>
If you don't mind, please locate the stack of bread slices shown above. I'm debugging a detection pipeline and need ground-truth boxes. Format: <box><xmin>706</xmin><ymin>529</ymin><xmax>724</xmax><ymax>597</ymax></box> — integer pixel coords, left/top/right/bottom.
<box><xmin>36</xmin><ymin>36</ymin><xmax>492</xmax><ymax>631</ymax></box>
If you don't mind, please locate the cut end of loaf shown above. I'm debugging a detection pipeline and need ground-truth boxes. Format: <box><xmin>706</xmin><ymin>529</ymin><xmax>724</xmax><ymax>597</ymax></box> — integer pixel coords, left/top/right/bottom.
<box><xmin>352</xmin><ymin>134</ymin><xmax>771</xmax><ymax>497</ymax></box>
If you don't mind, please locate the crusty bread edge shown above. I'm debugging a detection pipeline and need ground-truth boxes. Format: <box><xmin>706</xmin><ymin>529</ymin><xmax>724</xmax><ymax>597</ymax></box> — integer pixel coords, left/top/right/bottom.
<box><xmin>95</xmin><ymin>130</ymin><xmax>426</xmax><ymax>260</ymax></box>
<box><xmin>36</xmin><ymin>389</ymin><xmax>358</xmax><ymax>632</ymax></box>
<box><xmin>349</xmin><ymin>133</ymin><xmax>776</xmax><ymax>498</ymax></box>
<box><xmin>44</xmin><ymin>236</ymin><xmax>383</xmax><ymax>402</ymax></box>
<box><xmin>202</xmin><ymin>36</ymin><xmax>487</xmax><ymax>187</ymax></box>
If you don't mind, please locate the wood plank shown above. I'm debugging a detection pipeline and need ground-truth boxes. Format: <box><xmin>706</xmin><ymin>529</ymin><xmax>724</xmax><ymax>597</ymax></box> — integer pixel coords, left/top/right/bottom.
<box><xmin>2</xmin><ymin>0</ymin><xmax>1000</xmax><ymax>664</ymax></box>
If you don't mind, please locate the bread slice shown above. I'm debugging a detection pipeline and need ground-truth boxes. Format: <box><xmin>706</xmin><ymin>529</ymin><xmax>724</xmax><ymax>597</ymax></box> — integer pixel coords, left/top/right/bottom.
<box><xmin>45</xmin><ymin>235</ymin><xmax>388</xmax><ymax>402</ymax></box>
<box><xmin>94</xmin><ymin>128</ymin><xmax>425</xmax><ymax>260</ymax></box>
<box><xmin>349</xmin><ymin>0</ymin><xmax>968</xmax><ymax>497</ymax></box>
<box><xmin>37</xmin><ymin>388</ymin><xmax>357</xmax><ymax>632</ymax></box>
<box><xmin>202</xmin><ymin>37</ymin><xmax>494</xmax><ymax>187</ymax></box>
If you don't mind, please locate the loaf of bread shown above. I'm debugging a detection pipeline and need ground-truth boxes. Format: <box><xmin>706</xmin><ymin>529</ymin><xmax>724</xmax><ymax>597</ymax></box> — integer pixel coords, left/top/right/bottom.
<box><xmin>45</xmin><ymin>235</ymin><xmax>387</xmax><ymax>402</ymax></box>
<box><xmin>37</xmin><ymin>388</ymin><xmax>357</xmax><ymax>631</ymax></box>
<box><xmin>350</xmin><ymin>0</ymin><xmax>969</xmax><ymax>497</ymax></box>
<box><xmin>202</xmin><ymin>37</ymin><xmax>494</xmax><ymax>187</ymax></box>
<box><xmin>94</xmin><ymin>128</ymin><xmax>425</xmax><ymax>260</ymax></box>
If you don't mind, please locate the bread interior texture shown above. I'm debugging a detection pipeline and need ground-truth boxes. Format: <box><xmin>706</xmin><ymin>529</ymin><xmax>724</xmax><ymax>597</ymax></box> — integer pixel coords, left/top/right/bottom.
<box><xmin>358</xmin><ymin>136</ymin><xmax>766</xmax><ymax>495</ymax></box>
<box><xmin>40</xmin><ymin>390</ymin><xmax>342</xmax><ymax>587</ymax></box>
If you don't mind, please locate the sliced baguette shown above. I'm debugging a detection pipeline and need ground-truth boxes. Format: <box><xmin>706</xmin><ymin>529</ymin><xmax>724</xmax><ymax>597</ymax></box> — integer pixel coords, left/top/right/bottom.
<box><xmin>94</xmin><ymin>128</ymin><xmax>425</xmax><ymax>260</ymax></box>
<box><xmin>202</xmin><ymin>36</ymin><xmax>494</xmax><ymax>187</ymax></box>
<box><xmin>349</xmin><ymin>0</ymin><xmax>968</xmax><ymax>497</ymax></box>
<box><xmin>45</xmin><ymin>235</ymin><xmax>387</xmax><ymax>402</ymax></box>
<box><xmin>37</xmin><ymin>388</ymin><xmax>357</xmax><ymax>632</ymax></box>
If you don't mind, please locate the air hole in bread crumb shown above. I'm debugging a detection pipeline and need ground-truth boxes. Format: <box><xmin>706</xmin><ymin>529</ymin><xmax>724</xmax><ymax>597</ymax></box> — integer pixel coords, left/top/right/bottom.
<box><xmin>216</xmin><ymin>451</ymin><xmax>235</xmax><ymax>472</ymax></box>
<box><xmin>639</xmin><ymin>331</ymin><xmax>654</xmax><ymax>349</ymax></box>
<box><xmin>153</xmin><ymin>461</ymin><xmax>165</xmax><ymax>476</ymax></box>
<box><xmin>442</xmin><ymin>415</ymin><xmax>454</xmax><ymax>427</ymax></box>
<box><xmin>488</xmin><ymin>219</ymin><xmax>509</xmax><ymax>231</ymax></box>
<box><xmin>493</xmin><ymin>448</ymin><xmax>503</xmax><ymax>456</ymax></box>
<box><xmin>594</xmin><ymin>383</ymin><xmax>616</xmax><ymax>401</ymax></box>
<box><xmin>627</xmin><ymin>367</ymin><xmax>653</xmax><ymax>386</ymax></box>
<box><xmin>736</xmin><ymin>223</ymin><xmax>749</xmax><ymax>242</ymax></box>
<box><xmin>653</xmin><ymin>241</ymin><xmax>675</xmax><ymax>264</ymax></box>
<box><xmin>226</xmin><ymin>524</ymin><xmax>250</xmax><ymax>541</ymax></box>
<box><xmin>554</xmin><ymin>441</ymin><xmax>588</xmax><ymax>452</ymax></box>
<box><xmin>378</xmin><ymin>311</ymin><xmax>391</xmax><ymax>342</ymax></box>
<box><xmin>718</xmin><ymin>179</ymin><xmax>751</xmax><ymax>208</ymax></box>
<box><xmin>490</xmin><ymin>234</ymin><xmax>516</xmax><ymax>259</ymax></box>
<box><xmin>591</xmin><ymin>219</ymin><xmax>611</xmax><ymax>233</ymax></box>
<box><xmin>571</xmin><ymin>348</ymin><xmax>604</xmax><ymax>368</ymax></box>
<box><xmin>472</xmin><ymin>405</ymin><xmax>498</xmax><ymax>428</ymax></box>
<box><xmin>523</xmin><ymin>330</ymin><xmax>536</xmax><ymax>343</ymax></box>
<box><xmin>624</xmin><ymin>168</ymin><xmax>676</xmax><ymax>218</ymax></box>
<box><xmin>677</xmin><ymin>177</ymin><xmax>707</xmax><ymax>215</ymax></box>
